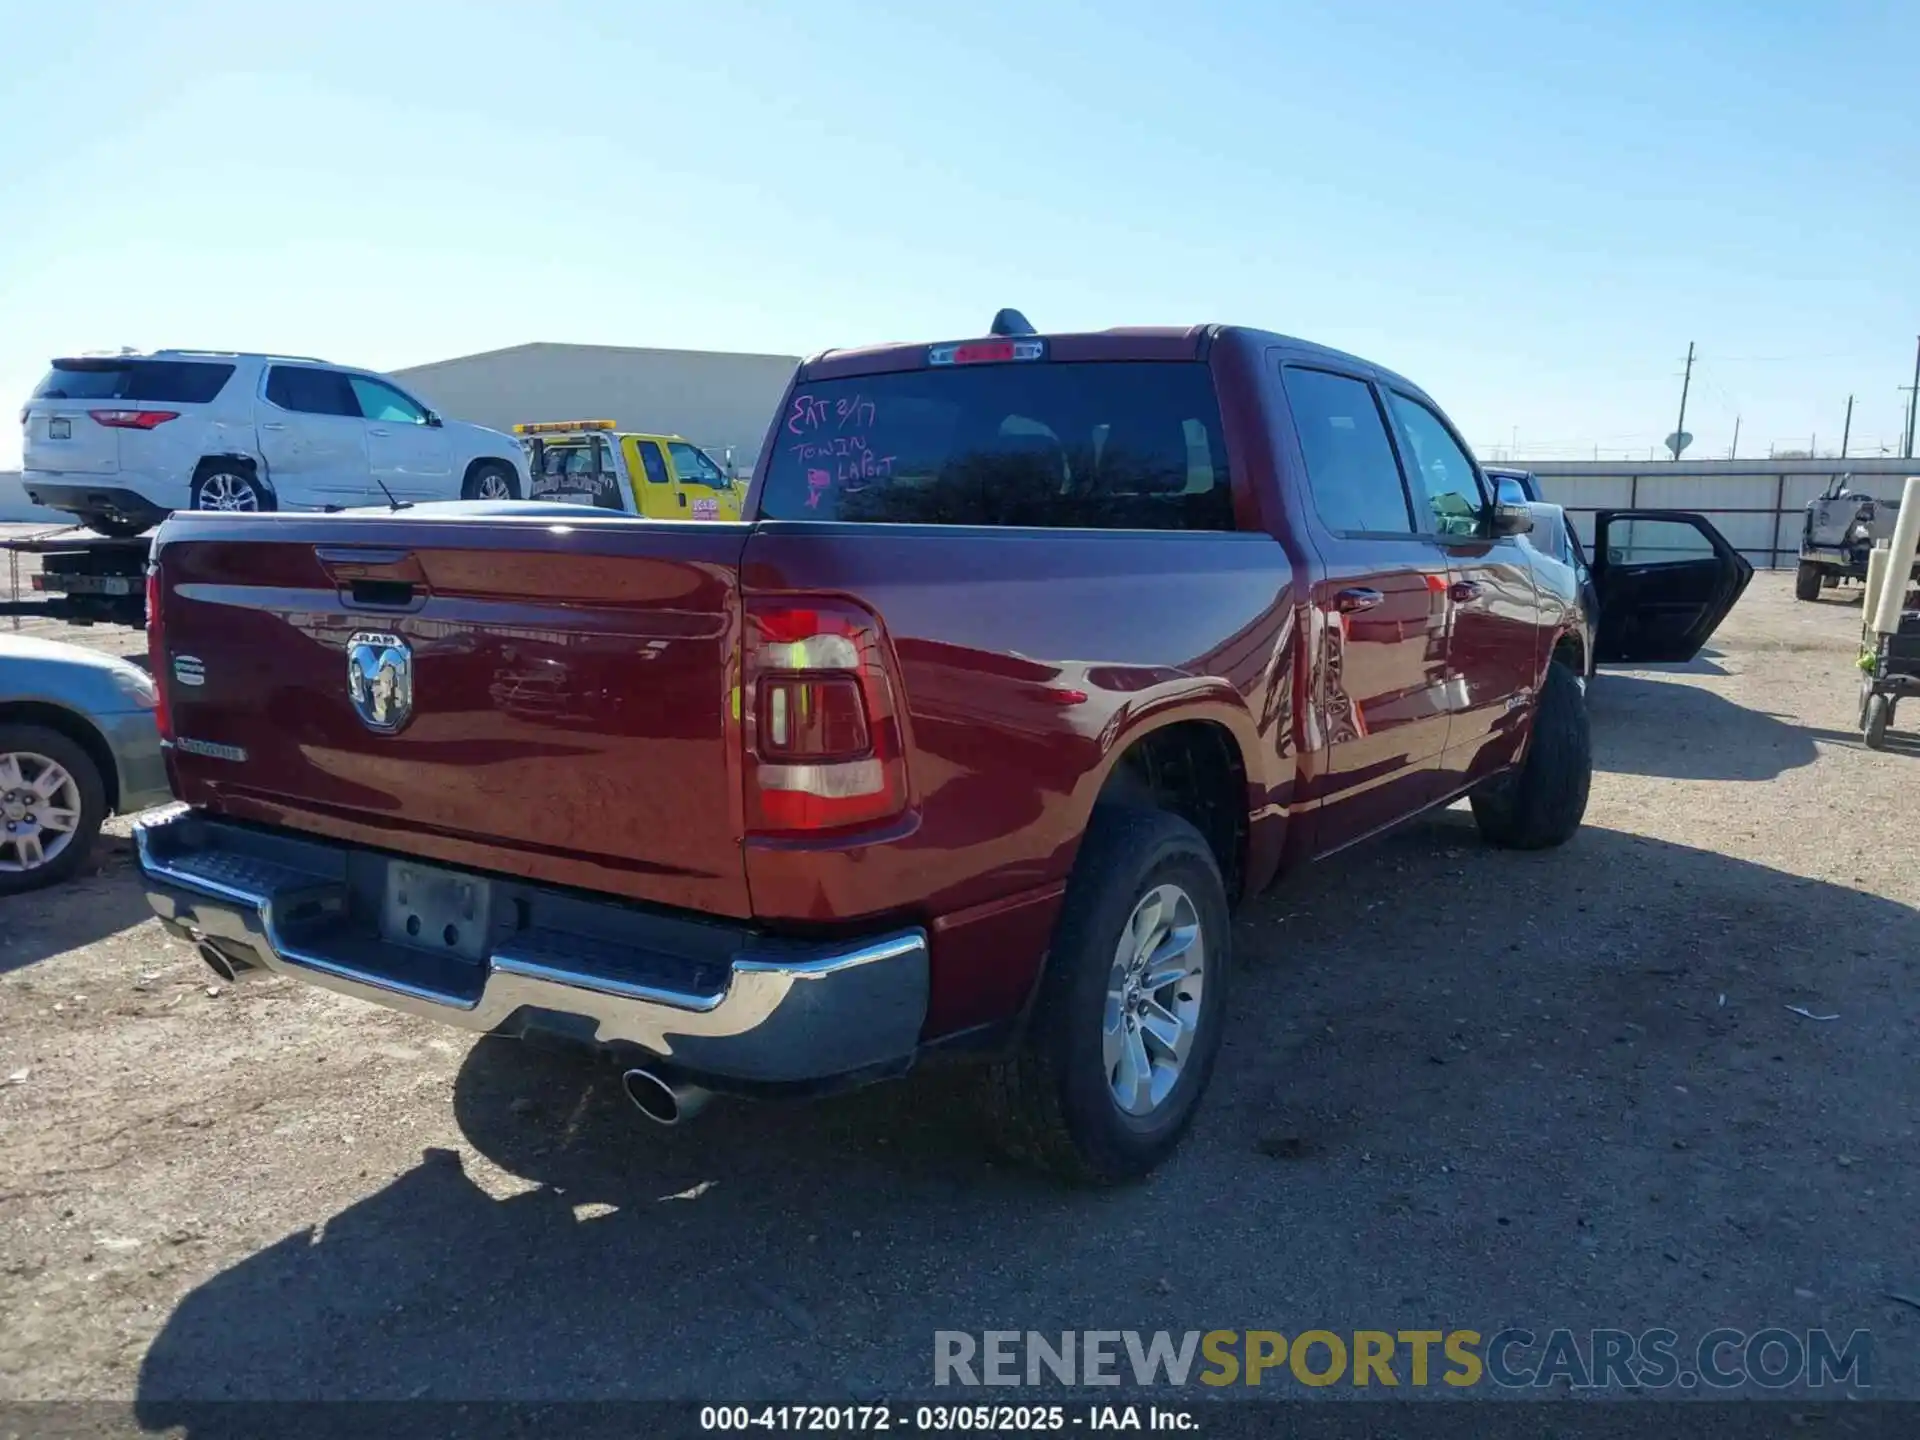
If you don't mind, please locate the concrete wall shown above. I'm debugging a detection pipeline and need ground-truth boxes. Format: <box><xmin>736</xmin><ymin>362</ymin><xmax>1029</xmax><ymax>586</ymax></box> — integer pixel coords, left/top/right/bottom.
<box><xmin>0</xmin><ymin>470</ymin><xmax>68</xmax><ymax>524</ymax></box>
<box><xmin>391</xmin><ymin>342</ymin><xmax>799</xmax><ymax>476</ymax></box>
<box><xmin>1522</xmin><ymin>458</ymin><xmax>1920</xmax><ymax>568</ymax></box>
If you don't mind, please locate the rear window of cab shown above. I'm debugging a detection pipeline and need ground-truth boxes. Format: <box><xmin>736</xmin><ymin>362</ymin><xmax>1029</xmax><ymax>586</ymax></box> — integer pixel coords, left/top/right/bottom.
<box><xmin>759</xmin><ymin>361</ymin><xmax>1233</xmax><ymax>530</ymax></box>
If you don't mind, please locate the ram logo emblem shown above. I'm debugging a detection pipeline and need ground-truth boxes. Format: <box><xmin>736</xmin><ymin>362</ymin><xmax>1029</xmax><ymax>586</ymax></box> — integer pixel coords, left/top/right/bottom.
<box><xmin>347</xmin><ymin>632</ymin><xmax>413</xmax><ymax>734</ymax></box>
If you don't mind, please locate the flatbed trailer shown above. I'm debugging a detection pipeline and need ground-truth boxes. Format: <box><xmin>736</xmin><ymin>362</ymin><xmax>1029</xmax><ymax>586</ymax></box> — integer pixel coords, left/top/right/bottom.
<box><xmin>2</xmin><ymin>525</ymin><xmax>153</xmax><ymax>629</ymax></box>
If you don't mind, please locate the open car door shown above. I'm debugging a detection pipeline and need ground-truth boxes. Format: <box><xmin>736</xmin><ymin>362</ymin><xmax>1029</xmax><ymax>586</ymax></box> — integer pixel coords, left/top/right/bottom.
<box><xmin>1592</xmin><ymin>511</ymin><xmax>1754</xmax><ymax>663</ymax></box>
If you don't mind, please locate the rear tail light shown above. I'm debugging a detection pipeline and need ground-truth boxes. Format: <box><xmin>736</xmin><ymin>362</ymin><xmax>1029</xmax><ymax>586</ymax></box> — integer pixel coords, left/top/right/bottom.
<box><xmin>145</xmin><ymin>567</ymin><xmax>172</xmax><ymax>742</ymax></box>
<box><xmin>90</xmin><ymin>409</ymin><xmax>179</xmax><ymax>430</ymax></box>
<box><xmin>743</xmin><ymin>598</ymin><xmax>908</xmax><ymax>835</ymax></box>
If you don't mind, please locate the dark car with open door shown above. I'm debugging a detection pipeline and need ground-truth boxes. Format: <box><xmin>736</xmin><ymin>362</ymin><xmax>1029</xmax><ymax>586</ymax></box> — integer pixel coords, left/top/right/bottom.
<box><xmin>1521</xmin><ymin>503</ymin><xmax>1749</xmax><ymax>680</ymax></box>
<box><xmin>1589</xmin><ymin>510</ymin><xmax>1752</xmax><ymax>664</ymax></box>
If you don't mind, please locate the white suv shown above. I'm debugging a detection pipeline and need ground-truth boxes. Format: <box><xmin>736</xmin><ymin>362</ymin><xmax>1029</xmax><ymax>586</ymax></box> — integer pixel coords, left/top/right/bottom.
<box><xmin>21</xmin><ymin>350</ymin><xmax>531</xmax><ymax>536</ymax></box>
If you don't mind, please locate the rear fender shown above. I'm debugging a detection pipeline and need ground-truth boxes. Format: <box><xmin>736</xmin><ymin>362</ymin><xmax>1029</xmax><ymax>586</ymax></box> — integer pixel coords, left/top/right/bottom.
<box><xmin>1067</xmin><ymin>684</ymin><xmax>1280</xmax><ymax>903</ymax></box>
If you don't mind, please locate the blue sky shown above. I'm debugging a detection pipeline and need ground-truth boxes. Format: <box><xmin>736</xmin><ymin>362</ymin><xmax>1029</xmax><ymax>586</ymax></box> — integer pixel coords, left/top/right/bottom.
<box><xmin>3</xmin><ymin>0</ymin><xmax>1915</xmax><ymax>467</ymax></box>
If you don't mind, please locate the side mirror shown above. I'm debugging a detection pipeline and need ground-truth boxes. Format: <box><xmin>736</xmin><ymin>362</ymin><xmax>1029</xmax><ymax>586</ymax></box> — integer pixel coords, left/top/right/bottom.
<box><xmin>1490</xmin><ymin>501</ymin><xmax>1534</xmax><ymax>537</ymax></box>
<box><xmin>425</xmin><ymin>411</ymin><xmax>443</xmax><ymax>428</ymax></box>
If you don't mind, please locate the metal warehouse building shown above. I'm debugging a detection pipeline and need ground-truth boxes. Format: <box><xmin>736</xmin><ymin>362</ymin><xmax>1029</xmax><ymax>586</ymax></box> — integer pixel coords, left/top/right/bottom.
<box><xmin>390</xmin><ymin>342</ymin><xmax>800</xmax><ymax>476</ymax></box>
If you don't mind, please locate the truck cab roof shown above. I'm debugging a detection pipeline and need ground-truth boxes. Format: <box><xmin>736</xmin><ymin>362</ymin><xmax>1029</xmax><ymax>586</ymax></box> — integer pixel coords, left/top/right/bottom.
<box><xmin>797</xmin><ymin>322</ymin><xmax>1430</xmax><ymax>402</ymax></box>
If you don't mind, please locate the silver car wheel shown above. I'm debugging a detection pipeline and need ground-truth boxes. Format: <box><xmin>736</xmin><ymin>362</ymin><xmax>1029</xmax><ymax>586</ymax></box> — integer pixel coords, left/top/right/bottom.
<box><xmin>475</xmin><ymin>472</ymin><xmax>514</xmax><ymax>500</ymax></box>
<box><xmin>1102</xmin><ymin>882</ymin><xmax>1206</xmax><ymax>1116</ymax></box>
<box><xmin>196</xmin><ymin>471</ymin><xmax>259</xmax><ymax>511</ymax></box>
<box><xmin>0</xmin><ymin>751</ymin><xmax>83</xmax><ymax>873</ymax></box>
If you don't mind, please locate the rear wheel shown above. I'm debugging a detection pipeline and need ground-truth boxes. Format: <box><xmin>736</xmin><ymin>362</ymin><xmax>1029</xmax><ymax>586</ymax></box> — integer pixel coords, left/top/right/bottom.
<box><xmin>462</xmin><ymin>462</ymin><xmax>519</xmax><ymax>501</ymax></box>
<box><xmin>1794</xmin><ymin>561</ymin><xmax>1823</xmax><ymax>601</ymax></box>
<box><xmin>1471</xmin><ymin>660</ymin><xmax>1591</xmax><ymax>850</ymax></box>
<box><xmin>1864</xmin><ymin>693</ymin><xmax>1891</xmax><ymax>750</ymax></box>
<box><xmin>0</xmin><ymin>726</ymin><xmax>106</xmax><ymax>895</ymax></box>
<box><xmin>981</xmin><ymin>807</ymin><xmax>1230</xmax><ymax>1185</ymax></box>
<box><xmin>80</xmin><ymin>514</ymin><xmax>148</xmax><ymax>539</ymax></box>
<box><xmin>192</xmin><ymin>462</ymin><xmax>269</xmax><ymax>513</ymax></box>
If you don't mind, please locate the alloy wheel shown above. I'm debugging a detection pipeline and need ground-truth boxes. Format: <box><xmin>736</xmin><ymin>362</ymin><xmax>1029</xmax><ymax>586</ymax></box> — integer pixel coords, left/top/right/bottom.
<box><xmin>0</xmin><ymin>751</ymin><xmax>83</xmax><ymax>874</ymax></box>
<box><xmin>196</xmin><ymin>472</ymin><xmax>259</xmax><ymax>511</ymax></box>
<box><xmin>1102</xmin><ymin>882</ymin><xmax>1207</xmax><ymax>1116</ymax></box>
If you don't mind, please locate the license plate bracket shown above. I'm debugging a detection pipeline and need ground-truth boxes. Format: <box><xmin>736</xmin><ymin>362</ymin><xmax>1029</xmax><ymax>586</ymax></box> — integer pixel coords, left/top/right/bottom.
<box><xmin>380</xmin><ymin>860</ymin><xmax>493</xmax><ymax>962</ymax></box>
<box><xmin>48</xmin><ymin>417</ymin><xmax>71</xmax><ymax>439</ymax></box>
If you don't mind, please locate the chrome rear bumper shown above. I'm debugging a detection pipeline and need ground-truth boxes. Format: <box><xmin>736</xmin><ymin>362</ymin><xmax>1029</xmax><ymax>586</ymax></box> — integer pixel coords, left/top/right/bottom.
<box><xmin>134</xmin><ymin>807</ymin><xmax>929</xmax><ymax>1088</ymax></box>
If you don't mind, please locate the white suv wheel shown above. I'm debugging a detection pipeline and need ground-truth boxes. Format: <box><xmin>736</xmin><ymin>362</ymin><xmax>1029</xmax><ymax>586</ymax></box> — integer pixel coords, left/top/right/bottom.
<box><xmin>195</xmin><ymin>470</ymin><xmax>262</xmax><ymax>511</ymax></box>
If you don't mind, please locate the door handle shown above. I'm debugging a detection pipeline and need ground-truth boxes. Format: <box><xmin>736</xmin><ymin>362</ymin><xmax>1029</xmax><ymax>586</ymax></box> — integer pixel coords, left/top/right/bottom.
<box><xmin>368</xmin><ymin>428</ymin><xmax>389</xmax><ymax>437</ymax></box>
<box><xmin>260</xmin><ymin>422</ymin><xmax>286</xmax><ymax>431</ymax></box>
<box><xmin>677</xmin><ymin>492</ymin><xmax>688</xmax><ymax>507</ymax></box>
<box><xmin>1333</xmin><ymin>587</ymin><xmax>1384</xmax><ymax>613</ymax></box>
<box><xmin>1449</xmin><ymin>580</ymin><xmax>1483</xmax><ymax>603</ymax></box>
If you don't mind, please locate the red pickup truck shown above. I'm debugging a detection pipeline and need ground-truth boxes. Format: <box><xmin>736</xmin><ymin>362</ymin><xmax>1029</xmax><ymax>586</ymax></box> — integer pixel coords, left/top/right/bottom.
<box><xmin>136</xmin><ymin>317</ymin><xmax>1749</xmax><ymax>1183</ymax></box>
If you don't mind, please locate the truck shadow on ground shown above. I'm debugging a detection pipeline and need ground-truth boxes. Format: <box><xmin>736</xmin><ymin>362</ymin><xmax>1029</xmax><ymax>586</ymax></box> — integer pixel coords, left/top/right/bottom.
<box><xmin>132</xmin><ymin>818</ymin><xmax>1920</xmax><ymax>1410</ymax></box>
<box><xmin>0</xmin><ymin>832</ymin><xmax>153</xmax><ymax>973</ymax></box>
<box><xmin>1589</xmin><ymin>674</ymin><xmax>1818</xmax><ymax>780</ymax></box>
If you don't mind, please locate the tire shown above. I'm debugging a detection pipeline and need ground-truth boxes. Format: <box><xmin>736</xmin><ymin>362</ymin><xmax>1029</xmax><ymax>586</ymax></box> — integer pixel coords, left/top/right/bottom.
<box><xmin>1471</xmin><ymin>660</ymin><xmax>1592</xmax><ymax>850</ymax></box>
<box><xmin>981</xmin><ymin>806</ymin><xmax>1231</xmax><ymax>1185</ymax></box>
<box><xmin>1864</xmin><ymin>693</ymin><xmax>1891</xmax><ymax>751</ymax></box>
<box><xmin>80</xmin><ymin>514</ymin><xmax>149</xmax><ymax>539</ymax></box>
<box><xmin>1794</xmin><ymin>561</ymin><xmax>1823</xmax><ymax>601</ymax></box>
<box><xmin>0</xmin><ymin>725</ymin><xmax>107</xmax><ymax>895</ymax></box>
<box><xmin>191</xmin><ymin>461</ymin><xmax>270</xmax><ymax>513</ymax></box>
<box><xmin>462</xmin><ymin>462</ymin><xmax>519</xmax><ymax>501</ymax></box>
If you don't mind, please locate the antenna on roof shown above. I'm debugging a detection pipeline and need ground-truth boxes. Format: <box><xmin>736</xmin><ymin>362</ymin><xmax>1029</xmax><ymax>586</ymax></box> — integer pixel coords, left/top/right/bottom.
<box><xmin>990</xmin><ymin>309</ymin><xmax>1037</xmax><ymax>337</ymax></box>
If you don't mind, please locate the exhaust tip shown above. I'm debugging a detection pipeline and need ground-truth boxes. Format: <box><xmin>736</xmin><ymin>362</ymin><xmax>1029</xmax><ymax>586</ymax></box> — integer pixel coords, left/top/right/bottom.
<box><xmin>621</xmin><ymin>1068</ymin><xmax>709</xmax><ymax>1127</ymax></box>
<box><xmin>196</xmin><ymin>940</ymin><xmax>238</xmax><ymax>984</ymax></box>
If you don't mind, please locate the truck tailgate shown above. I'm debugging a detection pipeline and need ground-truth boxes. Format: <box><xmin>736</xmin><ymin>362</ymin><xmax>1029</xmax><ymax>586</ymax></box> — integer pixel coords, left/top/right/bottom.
<box><xmin>155</xmin><ymin>512</ymin><xmax>751</xmax><ymax>917</ymax></box>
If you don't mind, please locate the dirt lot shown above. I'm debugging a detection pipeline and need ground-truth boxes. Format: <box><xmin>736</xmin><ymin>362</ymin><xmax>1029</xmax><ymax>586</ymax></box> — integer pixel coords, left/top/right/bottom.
<box><xmin>2</xmin><ymin>567</ymin><xmax>1917</xmax><ymax>1407</ymax></box>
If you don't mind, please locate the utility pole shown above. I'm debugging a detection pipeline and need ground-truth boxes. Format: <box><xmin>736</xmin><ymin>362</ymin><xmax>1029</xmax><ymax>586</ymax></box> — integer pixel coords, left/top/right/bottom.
<box><xmin>1673</xmin><ymin>341</ymin><xmax>1695</xmax><ymax>460</ymax></box>
<box><xmin>1729</xmin><ymin>415</ymin><xmax>1740</xmax><ymax>460</ymax></box>
<box><xmin>1905</xmin><ymin>334</ymin><xmax>1920</xmax><ymax>459</ymax></box>
<box><xmin>1841</xmin><ymin>395</ymin><xmax>1854</xmax><ymax>458</ymax></box>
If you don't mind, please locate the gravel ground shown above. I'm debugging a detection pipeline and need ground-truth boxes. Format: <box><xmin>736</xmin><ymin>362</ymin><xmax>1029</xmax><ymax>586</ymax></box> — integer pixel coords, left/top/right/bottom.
<box><xmin>1</xmin><ymin>568</ymin><xmax>1916</xmax><ymax>1408</ymax></box>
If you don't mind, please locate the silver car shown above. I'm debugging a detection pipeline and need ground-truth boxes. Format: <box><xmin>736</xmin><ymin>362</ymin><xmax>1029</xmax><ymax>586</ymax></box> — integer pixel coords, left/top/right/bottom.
<box><xmin>1</xmin><ymin>634</ymin><xmax>171</xmax><ymax>893</ymax></box>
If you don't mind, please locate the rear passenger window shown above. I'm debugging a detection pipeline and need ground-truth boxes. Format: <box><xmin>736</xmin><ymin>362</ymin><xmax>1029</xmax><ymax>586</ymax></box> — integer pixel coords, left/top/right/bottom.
<box><xmin>638</xmin><ymin>443</ymin><xmax>670</xmax><ymax>484</ymax></box>
<box><xmin>134</xmin><ymin>361</ymin><xmax>234</xmax><ymax>404</ymax></box>
<box><xmin>265</xmin><ymin>366</ymin><xmax>359</xmax><ymax>418</ymax></box>
<box><xmin>1386</xmin><ymin>393</ymin><xmax>1486</xmax><ymax>539</ymax></box>
<box><xmin>1281</xmin><ymin>368</ymin><xmax>1414</xmax><ymax>534</ymax></box>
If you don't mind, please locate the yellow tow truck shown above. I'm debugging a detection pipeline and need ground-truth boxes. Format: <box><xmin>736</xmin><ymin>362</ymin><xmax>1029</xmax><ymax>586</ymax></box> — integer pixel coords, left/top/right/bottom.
<box><xmin>512</xmin><ymin>420</ymin><xmax>743</xmax><ymax>521</ymax></box>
